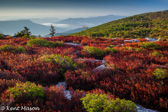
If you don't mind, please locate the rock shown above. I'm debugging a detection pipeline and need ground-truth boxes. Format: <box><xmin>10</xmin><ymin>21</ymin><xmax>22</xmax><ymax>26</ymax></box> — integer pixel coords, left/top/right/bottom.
<box><xmin>64</xmin><ymin>90</ymin><xmax>71</xmax><ymax>100</ymax></box>
<box><xmin>92</xmin><ymin>65</ymin><xmax>107</xmax><ymax>72</ymax></box>
<box><xmin>145</xmin><ymin>37</ymin><xmax>157</xmax><ymax>42</ymax></box>
<box><xmin>75</xmin><ymin>58</ymin><xmax>105</xmax><ymax>64</ymax></box>
<box><xmin>124</xmin><ymin>40</ymin><xmax>133</xmax><ymax>43</ymax></box>
<box><xmin>64</xmin><ymin>42</ymin><xmax>81</xmax><ymax>46</ymax></box>
<box><xmin>132</xmin><ymin>39</ymin><xmax>139</xmax><ymax>42</ymax></box>
<box><xmin>136</xmin><ymin>105</ymin><xmax>158</xmax><ymax>112</ymax></box>
<box><xmin>57</xmin><ymin>82</ymin><xmax>72</xmax><ymax>100</ymax></box>
<box><xmin>58</xmin><ymin>82</ymin><xmax>67</xmax><ymax>89</ymax></box>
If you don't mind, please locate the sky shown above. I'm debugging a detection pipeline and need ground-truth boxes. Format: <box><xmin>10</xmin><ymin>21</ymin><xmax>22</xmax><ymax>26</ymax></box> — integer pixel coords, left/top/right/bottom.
<box><xmin>0</xmin><ymin>0</ymin><xmax>168</xmax><ymax>20</ymax></box>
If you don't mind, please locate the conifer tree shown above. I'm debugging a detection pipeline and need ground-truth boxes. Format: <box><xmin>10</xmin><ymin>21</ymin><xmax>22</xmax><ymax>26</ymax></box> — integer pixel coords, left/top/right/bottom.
<box><xmin>50</xmin><ymin>25</ymin><xmax>55</xmax><ymax>37</ymax></box>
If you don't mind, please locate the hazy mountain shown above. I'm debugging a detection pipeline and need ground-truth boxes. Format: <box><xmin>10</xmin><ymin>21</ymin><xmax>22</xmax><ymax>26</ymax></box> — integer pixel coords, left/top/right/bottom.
<box><xmin>0</xmin><ymin>20</ymin><xmax>63</xmax><ymax>36</ymax></box>
<box><xmin>30</xmin><ymin>18</ymin><xmax>61</xmax><ymax>24</ymax></box>
<box><xmin>54</xmin><ymin>15</ymin><xmax>125</xmax><ymax>30</ymax></box>
<box><xmin>72</xmin><ymin>10</ymin><xmax>168</xmax><ymax>39</ymax></box>
<box><xmin>45</xmin><ymin>28</ymin><xmax>85</xmax><ymax>37</ymax></box>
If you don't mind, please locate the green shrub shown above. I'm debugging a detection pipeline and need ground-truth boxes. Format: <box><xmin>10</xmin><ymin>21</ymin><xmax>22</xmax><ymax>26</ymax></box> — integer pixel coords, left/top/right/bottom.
<box><xmin>105</xmin><ymin>98</ymin><xmax>138</xmax><ymax>112</ymax></box>
<box><xmin>41</xmin><ymin>54</ymin><xmax>76</xmax><ymax>70</ymax></box>
<box><xmin>105</xmin><ymin>47</ymin><xmax>117</xmax><ymax>53</ymax></box>
<box><xmin>153</xmin><ymin>68</ymin><xmax>167</xmax><ymax>79</ymax></box>
<box><xmin>81</xmin><ymin>93</ymin><xmax>109</xmax><ymax>112</ymax></box>
<box><xmin>22</xmin><ymin>35</ymin><xmax>29</xmax><ymax>39</ymax></box>
<box><xmin>27</xmin><ymin>38</ymin><xmax>63</xmax><ymax>47</ymax></box>
<box><xmin>109</xmin><ymin>45</ymin><xmax>114</xmax><ymax>48</ymax></box>
<box><xmin>0</xmin><ymin>34</ymin><xmax>4</xmax><ymax>39</ymax></box>
<box><xmin>134</xmin><ymin>48</ymin><xmax>143</xmax><ymax>52</ymax></box>
<box><xmin>0</xmin><ymin>45</ymin><xmax>26</xmax><ymax>53</ymax></box>
<box><xmin>125</xmin><ymin>47</ymin><xmax>133</xmax><ymax>50</ymax></box>
<box><xmin>150</xmin><ymin>51</ymin><xmax>164</xmax><ymax>57</ymax></box>
<box><xmin>83</xmin><ymin>46</ymin><xmax>105</xmax><ymax>57</ymax></box>
<box><xmin>9</xmin><ymin>82</ymin><xmax>44</xmax><ymax>102</ymax></box>
<box><xmin>140</xmin><ymin>42</ymin><xmax>161</xmax><ymax>50</ymax></box>
<box><xmin>81</xmin><ymin>93</ymin><xmax>137</xmax><ymax>112</ymax></box>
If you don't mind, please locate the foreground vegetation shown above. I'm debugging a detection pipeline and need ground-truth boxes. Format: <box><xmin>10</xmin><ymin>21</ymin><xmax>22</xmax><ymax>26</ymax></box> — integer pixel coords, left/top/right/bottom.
<box><xmin>0</xmin><ymin>36</ymin><xmax>167</xmax><ymax>111</ymax></box>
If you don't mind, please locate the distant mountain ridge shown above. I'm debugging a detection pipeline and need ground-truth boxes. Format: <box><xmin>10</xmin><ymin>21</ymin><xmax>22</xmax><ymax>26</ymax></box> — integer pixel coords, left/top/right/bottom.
<box><xmin>0</xmin><ymin>20</ymin><xmax>63</xmax><ymax>36</ymax></box>
<box><xmin>30</xmin><ymin>18</ymin><xmax>61</xmax><ymax>24</ymax></box>
<box><xmin>72</xmin><ymin>10</ymin><xmax>168</xmax><ymax>39</ymax></box>
<box><xmin>0</xmin><ymin>15</ymin><xmax>125</xmax><ymax>36</ymax></box>
<box><xmin>55</xmin><ymin>15</ymin><xmax>125</xmax><ymax>30</ymax></box>
<box><xmin>56</xmin><ymin>15</ymin><xmax>125</xmax><ymax>24</ymax></box>
<box><xmin>45</xmin><ymin>28</ymin><xmax>86</xmax><ymax>37</ymax></box>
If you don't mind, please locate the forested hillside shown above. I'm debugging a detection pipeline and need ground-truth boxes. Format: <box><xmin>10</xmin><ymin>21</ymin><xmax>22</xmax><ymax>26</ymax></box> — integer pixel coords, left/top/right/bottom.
<box><xmin>72</xmin><ymin>10</ymin><xmax>168</xmax><ymax>39</ymax></box>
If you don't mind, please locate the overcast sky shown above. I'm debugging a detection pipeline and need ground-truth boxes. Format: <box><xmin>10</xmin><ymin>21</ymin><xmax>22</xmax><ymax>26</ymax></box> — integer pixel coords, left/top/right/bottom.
<box><xmin>0</xmin><ymin>0</ymin><xmax>168</xmax><ymax>20</ymax></box>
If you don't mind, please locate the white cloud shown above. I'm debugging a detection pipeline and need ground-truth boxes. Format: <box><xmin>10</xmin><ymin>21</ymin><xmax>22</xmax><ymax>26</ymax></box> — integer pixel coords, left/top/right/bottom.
<box><xmin>41</xmin><ymin>23</ymin><xmax>69</xmax><ymax>28</ymax></box>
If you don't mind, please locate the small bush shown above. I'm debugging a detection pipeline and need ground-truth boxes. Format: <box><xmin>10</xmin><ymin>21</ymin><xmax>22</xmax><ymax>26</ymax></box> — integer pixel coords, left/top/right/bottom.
<box><xmin>140</xmin><ymin>42</ymin><xmax>161</xmax><ymax>50</ymax></box>
<box><xmin>0</xmin><ymin>45</ymin><xmax>26</xmax><ymax>53</ymax></box>
<box><xmin>134</xmin><ymin>48</ymin><xmax>143</xmax><ymax>52</ymax></box>
<box><xmin>0</xmin><ymin>79</ymin><xmax>22</xmax><ymax>95</ymax></box>
<box><xmin>150</xmin><ymin>51</ymin><xmax>164</xmax><ymax>57</ymax></box>
<box><xmin>105</xmin><ymin>47</ymin><xmax>117</xmax><ymax>53</ymax></box>
<box><xmin>9</xmin><ymin>81</ymin><xmax>44</xmax><ymax>103</ymax></box>
<box><xmin>22</xmin><ymin>35</ymin><xmax>30</xmax><ymax>39</ymax></box>
<box><xmin>27</xmin><ymin>38</ymin><xmax>63</xmax><ymax>47</ymax></box>
<box><xmin>153</xmin><ymin>68</ymin><xmax>167</xmax><ymax>79</ymax></box>
<box><xmin>104</xmin><ymin>98</ymin><xmax>138</xmax><ymax>112</ymax></box>
<box><xmin>125</xmin><ymin>47</ymin><xmax>133</xmax><ymax>50</ymax></box>
<box><xmin>81</xmin><ymin>93</ymin><xmax>109</xmax><ymax>112</ymax></box>
<box><xmin>81</xmin><ymin>93</ymin><xmax>137</xmax><ymax>112</ymax></box>
<box><xmin>83</xmin><ymin>46</ymin><xmax>105</xmax><ymax>57</ymax></box>
<box><xmin>0</xmin><ymin>34</ymin><xmax>4</xmax><ymax>39</ymax></box>
<box><xmin>41</xmin><ymin>54</ymin><xmax>76</xmax><ymax>70</ymax></box>
<box><xmin>109</xmin><ymin>45</ymin><xmax>114</xmax><ymax>48</ymax></box>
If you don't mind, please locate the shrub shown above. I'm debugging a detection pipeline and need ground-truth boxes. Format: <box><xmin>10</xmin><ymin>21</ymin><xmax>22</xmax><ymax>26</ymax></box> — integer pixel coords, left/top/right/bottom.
<box><xmin>125</xmin><ymin>47</ymin><xmax>133</xmax><ymax>50</ymax></box>
<box><xmin>81</xmin><ymin>93</ymin><xmax>137</xmax><ymax>112</ymax></box>
<box><xmin>9</xmin><ymin>81</ymin><xmax>44</xmax><ymax>103</ymax></box>
<box><xmin>41</xmin><ymin>54</ymin><xmax>76</xmax><ymax>70</ymax></box>
<box><xmin>153</xmin><ymin>68</ymin><xmax>167</xmax><ymax>79</ymax></box>
<box><xmin>15</xmin><ymin>46</ymin><xmax>26</xmax><ymax>53</ymax></box>
<box><xmin>150</xmin><ymin>51</ymin><xmax>164</xmax><ymax>57</ymax></box>
<box><xmin>104</xmin><ymin>98</ymin><xmax>138</xmax><ymax>112</ymax></box>
<box><xmin>0</xmin><ymin>70</ymin><xmax>26</xmax><ymax>81</ymax></box>
<box><xmin>44</xmin><ymin>85</ymin><xmax>68</xmax><ymax>111</ymax></box>
<box><xmin>0</xmin><ymin>45</ymin><xmax>26</xmax><ymax>53</ymax></box>
<box><xmin>140</xmin><ymin>42</ymin><xmax>161</xmax><ymax>50</ymax></box>
<box><xmin>134</xmin><ymin>48</ymin><xmax>143</xmax><ymax>52</ymax></box>
<box><xmin>0</xmin><ymin>34</ymin><xmax>4</xmax><ymax>39</ymax></box>
<box><xmin>81</xmin><ymin>93</ymin><xmax>109</xmax><ymax>112</ymax></box>
<box><xmin>27</xmin><ymin>38</ymin><xmax>63</xmax><ymax>47</ymax></box>
<box><xmin>83</xmin><ymin>46</ymin><xmax>105</xmax><ymax>57</ymax></box>
<box><xmin>22</xmin><ymin>35</ymin><xmax>30</xmax><ymax>39</ymax></box>
<box><xmin>0</xmin><ymin>79</ymin><xmax>22</xmax><ymax>95</ymax></box>
<box><xmin>109</xmin><ymin>45</ymin><xmax>114</xmax><ymax>48</ymax></box>
<box><xmin>105</xmin><ymin>47</ymin><xmax>117</xmax><ymax>53</ymax></box>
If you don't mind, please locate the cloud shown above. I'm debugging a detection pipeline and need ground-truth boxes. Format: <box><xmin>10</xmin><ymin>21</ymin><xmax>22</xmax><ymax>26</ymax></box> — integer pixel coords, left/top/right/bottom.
<box><xmin>41</xmin><ymin>23</ymin><xmax>69</xmax><ymax>28</ymax></box>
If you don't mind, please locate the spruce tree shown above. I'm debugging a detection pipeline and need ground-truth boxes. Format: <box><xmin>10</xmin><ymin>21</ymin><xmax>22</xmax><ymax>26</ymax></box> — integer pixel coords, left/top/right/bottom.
<box><xmin>50</xmin><ymin>25</ymin><xmax>55</xmax><ymax>37</ymax></box>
